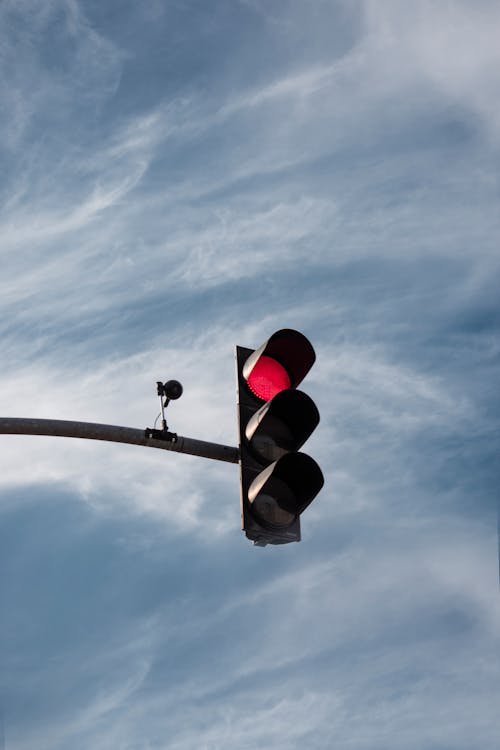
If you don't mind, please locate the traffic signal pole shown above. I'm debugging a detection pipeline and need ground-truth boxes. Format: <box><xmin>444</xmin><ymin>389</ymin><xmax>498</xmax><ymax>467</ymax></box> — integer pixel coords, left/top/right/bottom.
<box><xmin>0</xmin><ymin>417</ymin><xmax>239</xmax><ymax>464</ymax></box>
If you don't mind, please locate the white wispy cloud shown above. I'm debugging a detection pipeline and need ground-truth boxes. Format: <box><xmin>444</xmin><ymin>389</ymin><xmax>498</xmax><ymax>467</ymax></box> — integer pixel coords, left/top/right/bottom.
<box><xmin>0</xmin><ymin>0</ymin><xmax>123</xmax><ymax>149</ymax></box>
<box><xmin>362</xmin><ymin>0</ymin><xmax>500</xmax><ymax>139</ymax></box>
<box><xmin>18</xmin><ymin>520</ymin><xmax>496</xmax><ymax>750</ymax></box>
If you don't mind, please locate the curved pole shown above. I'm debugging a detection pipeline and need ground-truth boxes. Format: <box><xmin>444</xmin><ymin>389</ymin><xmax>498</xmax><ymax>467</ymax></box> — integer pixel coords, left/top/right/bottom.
<box><xmin>0</xmin><ymin>418</ymin><xmax>240</xmax><ymax>464</ymax></box>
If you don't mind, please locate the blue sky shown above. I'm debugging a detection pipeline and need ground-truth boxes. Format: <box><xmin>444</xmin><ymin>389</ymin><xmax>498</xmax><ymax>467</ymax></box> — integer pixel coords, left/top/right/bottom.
<box><xmin>1</xmin><ymin>0</ymin><xmax>499</xmax><ymax>748</ymax></box>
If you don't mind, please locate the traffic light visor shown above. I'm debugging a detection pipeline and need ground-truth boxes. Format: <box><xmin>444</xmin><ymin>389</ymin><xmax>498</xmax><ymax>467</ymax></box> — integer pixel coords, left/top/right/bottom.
<box><xmin>245</xmin><ymin>389</ymin><xmax>320</xmax><ymax>462</ymax></box>
<box><xmin>242</xmin><ymin>329</ymin><xmax>316</xmax><ymax>399</ymax></box>
<box><xmin>248</xmin><ymin>452</ymin><xmax>324</xmax><ymax>524</ymax></box>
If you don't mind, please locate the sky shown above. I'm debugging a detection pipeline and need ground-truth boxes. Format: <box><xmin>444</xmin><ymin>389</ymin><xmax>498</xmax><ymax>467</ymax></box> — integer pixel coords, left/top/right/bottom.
<box><xmin>0</xmin><ymin>0</ymin><xmax>499</xmax><ymax>748</ymax></box>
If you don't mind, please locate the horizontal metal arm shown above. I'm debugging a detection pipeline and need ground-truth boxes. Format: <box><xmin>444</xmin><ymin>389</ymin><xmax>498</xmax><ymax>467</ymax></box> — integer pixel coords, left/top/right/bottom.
<box><xmin>0</xmin><ymin>418</ymin><xmax>240</xmax><ymax>464</ymax></box>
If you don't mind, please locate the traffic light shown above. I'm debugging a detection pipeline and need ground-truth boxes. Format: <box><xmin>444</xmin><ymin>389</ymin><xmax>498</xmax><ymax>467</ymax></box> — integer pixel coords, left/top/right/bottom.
<box><xmin>236</xmin><ymin>329</ymin><xmax>324</xmax><ymax>546</ymax></box>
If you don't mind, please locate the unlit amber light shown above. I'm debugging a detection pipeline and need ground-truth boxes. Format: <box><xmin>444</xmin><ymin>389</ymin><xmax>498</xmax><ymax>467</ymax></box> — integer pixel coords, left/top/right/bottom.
<box><xmin>247</xmin><ymin>356</ymin><xmax>291</xmax><ymax>401</ymax></box>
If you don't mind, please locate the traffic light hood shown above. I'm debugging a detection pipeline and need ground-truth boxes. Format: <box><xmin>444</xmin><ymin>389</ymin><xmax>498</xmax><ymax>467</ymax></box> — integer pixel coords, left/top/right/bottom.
<box><xmin>248</xmin><ymin>452</ymin><xmax>324</xmax><ymax>521</ymax></box>
<box><xmin>242</xmin><ymin>328</ymin><xmax>316</xmax><ymax>396</ymax></box>
<box><xmin>245</xmin><ymin>389</ymin><xmax>320</xmax><ymax>462</ymax></box>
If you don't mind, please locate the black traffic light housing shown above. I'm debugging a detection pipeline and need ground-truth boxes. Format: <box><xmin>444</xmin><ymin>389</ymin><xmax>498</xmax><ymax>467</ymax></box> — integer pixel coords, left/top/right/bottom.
<box><xmin>236</xmin><ymin>329</ymin><xmax>324</xmax><ymax>546</ymax></box>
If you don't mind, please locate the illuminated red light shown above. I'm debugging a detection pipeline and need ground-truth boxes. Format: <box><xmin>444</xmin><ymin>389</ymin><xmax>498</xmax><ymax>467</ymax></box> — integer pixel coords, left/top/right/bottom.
<box><xmin>247</xmin><ymin>355</ymin><xmax>291</xmax><ymax>401</ymax></box>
